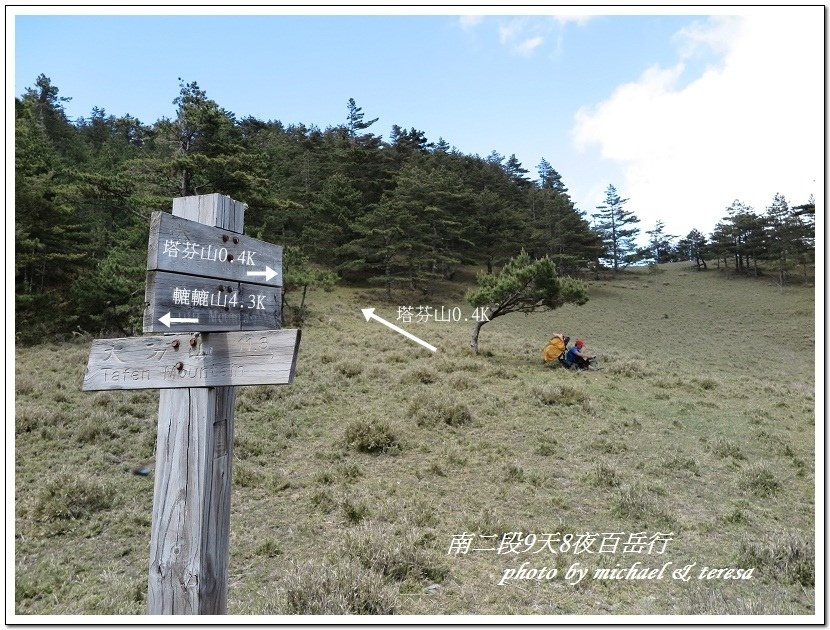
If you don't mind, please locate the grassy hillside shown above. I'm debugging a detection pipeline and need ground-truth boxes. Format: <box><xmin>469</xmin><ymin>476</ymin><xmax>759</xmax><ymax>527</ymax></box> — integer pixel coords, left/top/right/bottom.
<box><xmin>14</xmin><ymin>263</ymin><xmax>816</xmax><ymax>616</ymax></box>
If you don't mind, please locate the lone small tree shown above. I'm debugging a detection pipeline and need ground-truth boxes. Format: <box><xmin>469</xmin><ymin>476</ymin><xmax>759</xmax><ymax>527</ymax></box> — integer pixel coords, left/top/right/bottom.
<box><xmin>282</xmin><ymin>246</ymin><xmax>338</xmax><ymax>325</ymax></box>
<box><xmin>592</xmin><ymin>184</ymin><xmax>641</xmax><ymax>274</ymax></box>
<box><xmin>466</xmin><ymin>250</ymin><xmax>588</xmax><ymax>354</ymax></box>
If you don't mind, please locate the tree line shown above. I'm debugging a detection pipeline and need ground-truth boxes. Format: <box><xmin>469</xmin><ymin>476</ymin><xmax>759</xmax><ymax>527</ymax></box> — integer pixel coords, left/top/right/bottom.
<box><xmin>15</xmin><ymin>74</ymin><xmax>815</xmax><ymax>342</ymax></box>
<box><xmin>589</xmin><ymin>186</ymin><xmax>815</xmax><ymax>283</ymax></box>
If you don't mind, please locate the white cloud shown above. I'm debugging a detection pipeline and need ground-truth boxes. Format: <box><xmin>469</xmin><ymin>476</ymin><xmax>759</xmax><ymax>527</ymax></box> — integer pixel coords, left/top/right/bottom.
<box><xmin>496</xmin><ymin>16</ymin><xmax>588</xmax><ymax>56</ymax></box>
<box><xmin>517</xmin><ymin>36</ymin><xmax>545</xmax><ymax>55</ymax></box>
<box><xmin>553</xmin><ymin>15</ymin><xmax>592</xmax><ymax>27</ymax></box>
<box><xmin>458</xmin><ymin>15</ymin><xmax>483</xmax><ymax>31</ymax></box>
<box><xmin>498</xmin><ymin>18</ymin><xmax>527</xmax><ymax>46</ymax></box>
<box><xmin>499</xmin><ymin>16</ymin><xmax>557</xmax><ymax>56</ymax></box>
<box><xmin>672</xmin><ymin>15</ymin><xmax>739</xmax><ymax>60</ymax></box>
<box><xmin>572</xmin><ymin>12</ymin><xmax>823</xmax><ymax>238</ymax></box>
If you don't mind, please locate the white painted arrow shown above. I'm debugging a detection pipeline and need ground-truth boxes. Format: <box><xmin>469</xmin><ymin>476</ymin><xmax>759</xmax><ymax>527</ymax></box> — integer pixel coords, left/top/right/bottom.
<box><xmin>361</xmin><ymin>308</ymin><xmax>437</xmax><ymax>352</ymax></box>
<box><xmin>159</xmin><ymin>312</ymin><xmax>200</xmax><ymax>328</ymax></box>
<box><xmin>246</xmin><ymin>266</ymin><xmax>278</xmax><ymax>282</ymax></box>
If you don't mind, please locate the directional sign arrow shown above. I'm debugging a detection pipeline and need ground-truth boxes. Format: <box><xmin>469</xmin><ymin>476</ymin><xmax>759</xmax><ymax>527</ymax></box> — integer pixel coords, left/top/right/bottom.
<box><xmin>246</xmin><ymin>266</ymin><xmax>278</xmax><ymax>282</ymax></box>
<box><xmin>158</xmin><ymin>312</ymin><xmax>200</xmax><ymax>328</ymax></box>
<box><xmin>361</xmin><ymin>308</ymin><xmax>437</xmax><ymax>352</ymax></box>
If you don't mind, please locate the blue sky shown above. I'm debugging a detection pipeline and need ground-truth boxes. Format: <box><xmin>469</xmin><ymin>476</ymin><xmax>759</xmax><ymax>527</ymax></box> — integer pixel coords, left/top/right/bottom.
<box><xmin>11</xmin><ymin>7</ymin><xmax>824</xmax><ymax>241</ymax></box>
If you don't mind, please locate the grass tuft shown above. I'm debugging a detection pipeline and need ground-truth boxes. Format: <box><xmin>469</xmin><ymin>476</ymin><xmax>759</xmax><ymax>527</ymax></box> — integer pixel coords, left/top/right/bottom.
<box><xmin>590</xmin><ymin>461</ymin><xmax>622</xmax><ymax>488</ymax></box>
<box><xmin>682</xmin><ymin>585</ymin><xmax>802</xmax><ymax>614</ymax></box>
<box><xmin>336</xmin><ymin>360</ymin><xmax>363</xmax><ymax>378</ymax></box>
<box><xmin>738</xmin><ymin>463</ymin><xmax>781</xmax><ymax>497</ymax></box>
<box><xmin>33</xmin><ymin>473</ymin><xmax>115</xmax><ymax>522</ymax></box>
<box><xmin>344</xmin><ymin>418</ymin><xmax>400</xmax><ymax>454</ymax></box>
<box><xmin>711</xmin><ymin>438</ymin><xmax>746</xmax><ymax>461</ymax></box>
<box><xmin>399</xmin><ymin>366</ymin><xmax>438</xmax><ymax>385</ymax></box>
<box><xmin>255</xmin><ymin>539</ymin><xmax>283</xmax><ymax>558</ymax></box>
<box><xmin>341</xmin><ymin>497</ymin><xmax>372</xmax><ymax>524</ymax></box>
<box><xmin>604</xmin><ymin>358</ymin><xmax>655</xmax><ymax>378</ymax></box>
<box><xmin>280</xmin><ymin>559</ymin><xmax>398</xmax><ymax>614</ymax></box>
<box><xmin>410</xmin><ymin>395</ymin><xmax>473</xmax><ymax>427</ymax></box>
<box><xmin>341</xmin><ymin>522</ymin><xmax>448</xmax><ymax>583</ymax></box>
<box><xmin>610</xmin><ymin>484</ymin><xmax>675</xmax><ymax>527</ymax></box>
<box><xmin>534</xmin><ymin>383</ymin><xmax>588</xmax><ymax>406</ymax></box>
<box><xmin>535</xmin><ymin>438</ymin><xmax>558</xmax><ymax>456</ymax></box>
<box><xmin>737</xmin><ymin>531</ymin><xmax>814</xmax><ymax>587</ymax></box>
<box><xmin>504</xmin><ymin>463</ymin><xmax>525</xmax><ymax>483</ymax></box>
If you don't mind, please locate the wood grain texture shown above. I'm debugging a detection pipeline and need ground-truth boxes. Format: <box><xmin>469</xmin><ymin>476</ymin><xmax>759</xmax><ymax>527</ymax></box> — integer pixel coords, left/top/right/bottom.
<box><xmin>148</xmin><ymin>194</ymin><xmax>247</xmax><ymax>615</ymax></box>
<box><xmin>146</xmin><ymin>211</ymin><xmax>283</xmax><ymax>286</ymax></box>
<box><xmin>82</xmin><ymin>329</ymin><xmax>300</xmax><ymax>390</ymax></box>
<box><xmin>172</xmin><ymin>194</ymin><xmax>245</xmax><ymax>232</ymax></box>
<box><xmin>142</xmin><ymin>270</ymin><xmax>282</xmax><ymax>333</ymax></box>
<box><xmin>147</xmin><ymin>386</ymin><xmax>236</xmax><ymax>614</ymax></box>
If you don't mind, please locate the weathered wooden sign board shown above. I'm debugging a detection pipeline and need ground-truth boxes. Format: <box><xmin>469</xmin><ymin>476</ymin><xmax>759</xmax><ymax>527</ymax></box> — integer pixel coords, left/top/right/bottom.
<box><xmin>81</xmin><ymin>193</ymin><xmax>299</xmax><ymax>615</ymax></box>
<box><xmin>143</xmin><ymin>271</ymin><xmax>282</xmax><ymax>333</ymax></box>
<box><xmin>83</xmin><ymin>329</ymin><xmax>300</xmax><ymax>390</ymax></box>
<box><xmin>147</xmin><ymin>210</ymin><xmax>283</xmax><ymax>285</ymax></box>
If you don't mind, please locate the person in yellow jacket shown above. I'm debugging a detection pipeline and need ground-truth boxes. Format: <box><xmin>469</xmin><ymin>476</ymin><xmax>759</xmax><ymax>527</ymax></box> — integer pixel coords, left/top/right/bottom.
<box><xmin>542</xmin><ymin>334</ymin><xmax>569</xmax><ymax>365</ymax></box>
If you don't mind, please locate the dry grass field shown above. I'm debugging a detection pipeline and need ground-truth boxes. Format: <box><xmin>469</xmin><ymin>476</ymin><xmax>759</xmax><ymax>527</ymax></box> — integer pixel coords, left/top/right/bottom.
<box><xmin>14</xmin><ymin>262</ymin><xmax>816</xmax><ymax>616</ymax></box>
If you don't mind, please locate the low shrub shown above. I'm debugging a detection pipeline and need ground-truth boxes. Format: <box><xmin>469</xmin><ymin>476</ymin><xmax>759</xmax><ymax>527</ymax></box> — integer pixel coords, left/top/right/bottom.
<box><xmin>683</xmin><ymin>584</ymin><xmax>801</xmax><ymax>614</ymax></box>
<box><xmin>341</xmin><ymin>497</ymin><xmax>371</xmax><ymax>524</ymax></box>
<box><xmin>281</xmin><ymin>559</ymin><xmax>398</xmax><ymax>614</ymax></box>
<box><xmin>341</xmin><ymin>522</ymin><xmax>448</xmax><ymax>583</ymax></box>
<box><xmin>738</xmin><ymin>530</ymin><xmax>814</xmax><ymax>587</ymax></box>
<box><xmin>590</xmin><ymin>461</ymin><xmax>621</xmax><ymax>488</ymax></box>
<box><xmin>33</xmin><ymin>473</ymin><xmax>115</xmax><ymax>522</ymax></box>
<box><xmin>399</xmin><ymin>366</ymin><xmax>437</xmax><ymax>385</ymax></box>
<box><xmin>711</xmin><ymin>438</ymin><xmax>746</xmax><ymax>461</ymax></box>
<box><xmin>534</xmin><ymin>384</ymin><xmax>588</xmax><ymax>406</ymax></box>
<box><xmin>410</xmin><ymin>396</ymin><xmax>473</xmax><ymax>427</ymax></box>
<box><xmin>604</xmin><ymin>359</ymin><xmax>655</xmax><ymax>378</ymax></box>
<box><xmin>738</xmin><ymin>464</ymin><xmax>780</xmax><ymax>497</ymax></box>
<box><xmin>504</xmin><ymin>463</ymin><xmax>525</xmax><ymax>482</ymax></box>
<box><xmin>610</xmin><ymin>484</ymin><xmax>675</xmax><ymax>527</ymax></box>
<box><xmin>336</xmin><ymin>360</ymin><xmax>363</xmax><ymax>378</ymax></box>
<box><xmin>345</xmin><ymin>419</ymin><xmax>400</xmax><ymax>454</ymax></box>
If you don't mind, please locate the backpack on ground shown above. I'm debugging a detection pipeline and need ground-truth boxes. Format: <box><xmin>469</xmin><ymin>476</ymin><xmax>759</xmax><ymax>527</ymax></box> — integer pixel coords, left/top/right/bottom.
<box><xmin>542</xmin><ymin>334</ymin><xmax>569</xmax><ymax>366</ymax></box>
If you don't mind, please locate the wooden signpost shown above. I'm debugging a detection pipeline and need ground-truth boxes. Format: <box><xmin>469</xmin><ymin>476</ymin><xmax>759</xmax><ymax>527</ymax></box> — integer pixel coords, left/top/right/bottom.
<box><xmin>146</xmin><ymin>210</ymin><xmax>283</xmax><ymax>285</ymax></box>
<box><xmin>143</xmin><ymin>271</ymin><xmax>282</xmax><ymax>333</ymax></box>
<box><xmin>83</xmin><ymin>329</ymin><xmax>299</xmax><ymax>390</ymax></box>
<box><xmin>82</xmin><ymin>193</ymin><xmax>299</xmax><ymax>615</ymax></box>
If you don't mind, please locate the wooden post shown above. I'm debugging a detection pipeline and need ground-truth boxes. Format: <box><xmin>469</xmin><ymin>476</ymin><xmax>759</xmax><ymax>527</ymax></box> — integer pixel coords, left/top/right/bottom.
<box><xmin>147</xmin><ymin>194</ymin><xmax>246</xmax><ymax>614</ymax></box>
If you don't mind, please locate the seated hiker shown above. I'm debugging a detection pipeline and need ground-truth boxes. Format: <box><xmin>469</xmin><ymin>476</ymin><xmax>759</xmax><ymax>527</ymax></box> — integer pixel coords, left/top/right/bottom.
<box><xmin>542</xmin><ymin>334</ymin><xmax>570</xmax><ymax>365</ymax></box>
<box><xmin>564</xmin><ymin>339</ymin><xmax>597</xmax><ymax>370</ymax></box>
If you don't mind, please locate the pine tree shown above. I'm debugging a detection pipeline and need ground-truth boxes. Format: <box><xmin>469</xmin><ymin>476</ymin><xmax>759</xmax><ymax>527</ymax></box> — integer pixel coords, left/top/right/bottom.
<box><xmin>763</xmin><ymin>193</ymin><xmax>811</xmax><ymax>286</ymax></box>
<box><xmin>645</xmin><ymin>220</ymin><xmax>677</xmax><ymax>264</ymax></box>
<box><xmin>341</xmin><ymin>163</ymin><xmax>470</xmax><ymax>298</ymax></box>
<box><xmin>346</xmin><ymin>97</ymin><xmax>379</xmax><ymax>145</ymax></box>
<box><xmin>675</xmin><ymin>229</ymin><xmax>708</xmax><ymax>270</ymax></box>
<box><xmin>302</xmin><ymin>173</ymin><xmax>363</xmax><ymax>266</ymax></box>
<box><xmin>591</xmin><ymin>184</ymin><xmax>642</xmax><ymax>274</ymax></box>
<box><xmin>466</xmin><ymin>250</ymin><xmax>588</xmax><ymax>354</ymax></box>
<box><xmin>527</xmin><ymin>162</ymin><xmax>602</xmax><ymax>273</ymax></box>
